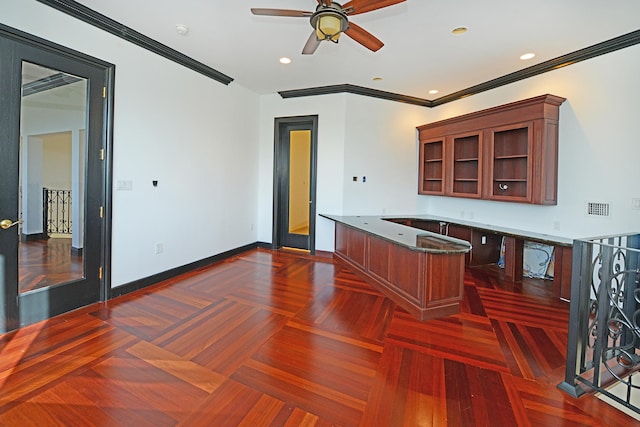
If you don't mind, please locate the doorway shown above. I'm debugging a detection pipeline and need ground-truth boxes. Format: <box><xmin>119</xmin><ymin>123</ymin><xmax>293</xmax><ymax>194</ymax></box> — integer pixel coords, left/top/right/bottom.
<box><xmin>273</xmin><ymin>116</ymin><xmax>318</xmax><ymax>253</ymax></box>
<box><xmin>0</xmin><ymin>25</ymin><xmax>113</xmax><ymax>332</ymax></box>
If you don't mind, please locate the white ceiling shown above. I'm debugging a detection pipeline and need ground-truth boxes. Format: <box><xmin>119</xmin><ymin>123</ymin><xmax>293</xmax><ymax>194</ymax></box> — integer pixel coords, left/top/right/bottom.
<box><xmin>73</xmin><ymin>0</ymin><xmax>640</xmax><ymax>100</ymax></box>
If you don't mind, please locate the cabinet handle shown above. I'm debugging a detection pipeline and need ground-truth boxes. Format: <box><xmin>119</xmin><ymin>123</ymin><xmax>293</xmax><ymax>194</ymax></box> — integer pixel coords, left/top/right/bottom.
<box><xmin>438</xmin><ymin>221</ymin><xmax>450</xmax><ymax>235</ymax></box>
<box><xmin>498</xmin><ymin>183</ymin><xmax>509</xmax><ymax>191</ymax></box>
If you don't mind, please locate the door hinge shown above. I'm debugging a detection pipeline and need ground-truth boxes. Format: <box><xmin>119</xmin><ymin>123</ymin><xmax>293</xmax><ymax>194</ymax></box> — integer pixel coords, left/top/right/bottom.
<box><xmin>99</xmin><ymin>206</ymin><xmax>104</xmax><ymax>218</ymax></box>
<box><xmin>103</xmin><ymin>86</ymin><xmax>106</xmax><ymax>98</ymax></box>
<box><xmin>99</xmin><ymin>266</ymin><xmax>103</xmax><ymax>279</ymax></box>
<box><xmin>99</xmin><ymin>148</ymin><xmax>105</xmax><ymax>160</ymax></box>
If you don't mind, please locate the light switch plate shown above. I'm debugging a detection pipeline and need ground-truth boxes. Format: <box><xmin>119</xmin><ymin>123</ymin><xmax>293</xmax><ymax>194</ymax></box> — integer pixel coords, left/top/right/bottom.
<box><xmin>116</xmin><ymin>180</ymin><xmax>132</xmax><ymax>191</ymax></box>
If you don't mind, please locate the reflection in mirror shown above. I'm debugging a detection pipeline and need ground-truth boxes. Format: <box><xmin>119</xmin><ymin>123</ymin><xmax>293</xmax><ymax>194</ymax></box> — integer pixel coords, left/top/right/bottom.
<box><xmin>19</xmin><ymin>62</ymin><xmax>87</xmax><ymax>293</ymax></box>
<box><xmin>288</xmin><ymin>130</ymin><xmax>311</xmax><ymax>236</ymax></box>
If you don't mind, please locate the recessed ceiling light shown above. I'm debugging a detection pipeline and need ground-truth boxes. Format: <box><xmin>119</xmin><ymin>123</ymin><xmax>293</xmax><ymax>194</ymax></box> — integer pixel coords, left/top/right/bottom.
<box><xmin>451</xmin><ymin>27</ymin><xmax>467</xmax><ymax>35</ymax></box>
<box><xmin>373</xmin><ymin>77</ymin><xmax>383</xmax><ymax>81</ymax></box>
<box><xmin>428</xmin><ymin>89</ymin><xmax>439</xmax><ymax>95</ymax></box>
<box><xmin>279</xmin><ymin>57</ymin><xmax>292</xmax><ymax>64</ymax></box>
<box><xmin>520</xmin><ymin>53</ymin><xmax>535</xmax><ymax>60</ymax></box>
<box><xmin>175</xmin><ymin>24</ymin><xmax>189</xmax><ymax>36</ymax></box>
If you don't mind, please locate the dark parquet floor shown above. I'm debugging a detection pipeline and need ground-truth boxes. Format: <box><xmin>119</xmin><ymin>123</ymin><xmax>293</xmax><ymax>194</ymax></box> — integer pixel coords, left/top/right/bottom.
<box><xmin>1</xmin><ymin>248</ymin><xmax>638</xmax><ymax>426</ymax></box>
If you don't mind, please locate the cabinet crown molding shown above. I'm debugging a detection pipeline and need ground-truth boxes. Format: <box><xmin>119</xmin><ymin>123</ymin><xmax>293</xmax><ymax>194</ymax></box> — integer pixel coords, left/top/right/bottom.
<box><xmin>417</xmin><ymin>94</ymin><xmax>566</xmax><ymax>136</ymax></box>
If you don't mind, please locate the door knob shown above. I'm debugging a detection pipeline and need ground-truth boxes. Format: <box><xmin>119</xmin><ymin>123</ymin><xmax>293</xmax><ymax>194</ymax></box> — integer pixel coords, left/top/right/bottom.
<box><xmin>0</xmin><ymin>219</ymin><xmax>23</xmax><ymax>230</ymax></box>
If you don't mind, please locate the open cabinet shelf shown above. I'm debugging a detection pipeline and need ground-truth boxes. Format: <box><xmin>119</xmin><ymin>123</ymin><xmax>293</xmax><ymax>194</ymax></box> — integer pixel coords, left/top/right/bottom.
<box><xmin>417</xmin><ymin>94</ymin><xmax>565</xmax><ymax>205</ymax></box>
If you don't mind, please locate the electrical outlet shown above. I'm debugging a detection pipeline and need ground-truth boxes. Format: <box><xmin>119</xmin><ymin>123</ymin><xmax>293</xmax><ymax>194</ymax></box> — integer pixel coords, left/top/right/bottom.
<box><xmin>633</xmin><ymin>198</ymin><xmax>640</xmax><ymax>210</ymax></box>
<box><xmin>155</xmin><ymin>243</ymin><xmax>163</xmax><ymax>254</ymax></box>
<box><xmin>481</xmin><ymin>236</ymin><xmax>487</xmax><ymax>245</ymax></box>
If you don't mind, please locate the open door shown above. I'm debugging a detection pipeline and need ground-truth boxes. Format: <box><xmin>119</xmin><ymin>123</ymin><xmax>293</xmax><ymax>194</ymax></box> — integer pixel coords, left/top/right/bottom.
<box><xmin>273</xmin><ymin>116</ymin><xmax>318</xmax><ymax>253</ymax></box>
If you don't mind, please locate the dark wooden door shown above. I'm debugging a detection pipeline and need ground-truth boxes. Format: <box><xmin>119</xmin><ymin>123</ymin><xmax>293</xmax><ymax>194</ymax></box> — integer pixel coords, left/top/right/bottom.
<box><xmin>273</xmin><ymin>116</ymin><xmax>318</xmax><ymax>253</ymax></box>
<box><xmin>0</xmin><ymin>27</ymin><xmax>111</xmax><ymax>332</ymax></box>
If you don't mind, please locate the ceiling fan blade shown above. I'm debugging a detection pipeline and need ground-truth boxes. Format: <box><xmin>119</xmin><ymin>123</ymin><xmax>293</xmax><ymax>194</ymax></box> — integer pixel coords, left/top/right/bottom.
<box><xmin>342</xmin><ymin>0</ymin><xmax>405</xmax><ymax>15</ymax></box>
<box><xmin>251</xmin><ymin>8</ymin><xmax>313</xmax><ymax>17</ymax></box>
<box><xmin>302</xmin><ymin>31</ymin><xmax>321</xmax><ymax>55</ymax></box>
<box><xmin>344</xmin><ymin>22</ymin><xmax>384</xmax><ymax>52</ymax></box>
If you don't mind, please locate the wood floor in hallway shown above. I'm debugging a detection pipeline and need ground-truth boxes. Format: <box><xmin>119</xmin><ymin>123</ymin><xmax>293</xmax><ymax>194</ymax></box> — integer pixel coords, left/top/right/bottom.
<box><xmin>18</xmin><ymin>238</ymin><xmax>83</xmax><ymax>293</ymax></box>
<box><xmin>0</xmin><ymin>248</ymin><xmax>636</xmax><ymax>426</ymax></box>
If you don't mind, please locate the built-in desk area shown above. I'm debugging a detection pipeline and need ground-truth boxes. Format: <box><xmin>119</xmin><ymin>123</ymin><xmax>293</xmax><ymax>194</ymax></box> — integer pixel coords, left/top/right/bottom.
<box><xmin>322</xmin><ymin>214</ymin><xmax>573</xmax><ymax>321</ymax></box>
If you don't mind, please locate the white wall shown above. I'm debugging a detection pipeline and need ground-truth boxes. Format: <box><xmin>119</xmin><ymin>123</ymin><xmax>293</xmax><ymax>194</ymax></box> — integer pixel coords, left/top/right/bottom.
<box><xmin>259</xmin><ymin>44</ymin><xmax>640</xmax><ymax>251</ymax></box>
<box><xmin>258</xmin><ymin>93</ymin><xmax>349</xmax><ymax>252</ymax></box>
<box><xmin>41</xmin><ymin>132</ymin><xmax>72</xmax><ymax>190</ymax></box>
<box><xmin>2</xmin><ymin>0</ymin><xmax>261</xmax><ymax>287</ymax></box>
<box><xmin>421</xmin><ymin>44</ymin><xmax>640</xmax><ymax>238</ymax></box>
<box><xmin>257</xmin><ymin>94</ymin><xmax>431</xmax><ymax>252</ymax></box>
<box><xmin>4</xmin><ymin>0</ymin><xmax>639</xmax><ymax>284</ymax></box>
<box><xmin>21</xmin><ymin>92</ymin><xmax>85</xmax><ymax>238</ymax></box>
<box><xmin>341</xmin><ymin>95</ymin><xmax>430</xmax><ymax>216</ymax></box>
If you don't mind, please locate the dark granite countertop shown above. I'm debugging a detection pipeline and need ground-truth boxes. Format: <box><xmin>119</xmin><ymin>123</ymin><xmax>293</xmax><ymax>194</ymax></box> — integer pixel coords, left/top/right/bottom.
<box><xmin>385</xmin><ymin>214</ymin><xmax>574</xmax><ymax>246</ymax></box>
<box><xmin>320</xmin><ymin>214</ymin><xmax>472</xmax><ymax>254</ymax></box>
<box><xmin>321</xmin><ymin>214</ymin><xmax>575</xmax><ymax>253</ymax></box>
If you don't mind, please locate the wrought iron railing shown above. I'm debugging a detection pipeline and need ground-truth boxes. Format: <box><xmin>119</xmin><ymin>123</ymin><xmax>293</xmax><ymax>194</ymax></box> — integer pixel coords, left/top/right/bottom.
<box><xmin>43</xmin><ymin>188</ymin><xmax>72</xmax><ymax>235</ymax></box>
<box><xmin>558</xmin><ymin>233</ymin><xmax>640</xmax><ymax>415</ymax></box>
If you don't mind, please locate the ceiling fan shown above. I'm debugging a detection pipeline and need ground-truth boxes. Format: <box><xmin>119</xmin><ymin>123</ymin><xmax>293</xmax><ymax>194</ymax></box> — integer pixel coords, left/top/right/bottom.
<box><xmin>251</xmin><ymin>0</ymin><xmax>406</xmax><ymax>54</ymax></box>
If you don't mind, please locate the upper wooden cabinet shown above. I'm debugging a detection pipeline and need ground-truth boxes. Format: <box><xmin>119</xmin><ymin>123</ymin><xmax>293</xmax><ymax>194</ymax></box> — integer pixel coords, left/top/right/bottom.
<box><xmin>419</xmin><ymin>138</ymin><xmax>445</xmax><ymax>195</ymax></box>
<box><xmin>417</xmin><ymin>94</ymin><xmax>565</xmax><ymax>204</ymax></box>
<box><xmin>449</xmin><ymin>131</ymin><xmax>483</xmax><ymax>198</ymax></box>
<box><xmin>488</xmin><ymin>122</ymin><xmax>532</xmax><ymax>202</ymax></box>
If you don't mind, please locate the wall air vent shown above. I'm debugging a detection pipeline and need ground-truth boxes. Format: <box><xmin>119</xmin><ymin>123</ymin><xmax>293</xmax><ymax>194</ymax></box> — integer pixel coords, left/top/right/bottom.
<box><xmin>587</xmin><ymin>202</ymin><xmax>610</xmax><ymax>217</ymax></box>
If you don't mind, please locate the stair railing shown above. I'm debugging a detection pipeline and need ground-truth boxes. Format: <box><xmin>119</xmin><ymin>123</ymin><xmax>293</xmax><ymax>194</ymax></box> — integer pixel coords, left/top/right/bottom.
<box><xmin>42</xmin><ymin>188</ymin><xmax>72</xmax><ymax>235</ymax></box>
<box><xmin>558</xmin><ymin>232</ymin><xmax>640</xmax><ymax>415</ymax></box>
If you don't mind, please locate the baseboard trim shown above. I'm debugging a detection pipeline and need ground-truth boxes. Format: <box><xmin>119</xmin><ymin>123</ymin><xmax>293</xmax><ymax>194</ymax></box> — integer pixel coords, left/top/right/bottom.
<box><xmin>109</xmin><ymin>241</ymin><xmax>269</xmax><ymax>298</ymax></box>
<box><xmin>21</xmin><ymin>233</ymin><xmax>49</xmax><ymax>241</ymax></box>
<box><xmin>70</xmin><ymin>246</ymin><xmax>83</xmax><ymax>257</ymax></box>
<box><xmin>314</xmin><ymin>249</ymin><xmax>334</xmax><ymax>259</ymax></box>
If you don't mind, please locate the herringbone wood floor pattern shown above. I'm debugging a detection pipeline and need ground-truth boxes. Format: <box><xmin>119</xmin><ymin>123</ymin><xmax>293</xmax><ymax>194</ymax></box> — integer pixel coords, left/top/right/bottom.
<box><xmin>0</xmin><ymin>248</ymin><xmax>637</xmax><ymax>426</ymax></box>
<box><xmin>19</xmin><ymin>238</ymin><xmax>83</xmax><ymax>292</ymax></box>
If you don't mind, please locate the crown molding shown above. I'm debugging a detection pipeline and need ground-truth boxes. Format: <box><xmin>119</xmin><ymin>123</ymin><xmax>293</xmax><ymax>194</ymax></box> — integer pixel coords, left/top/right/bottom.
<box><xmin>35</xmin><ymin>0</ymin><xmax>233</xmax><ymax>86</ymax></box>
<box><xmin>280</xmin><ymin>29</ymin><xmax>640</xmax><ymax>108</ymax></box>
<box><xmin>30</xmin><ymin>2</ymin><xmax>640</xmax><ymax>105</ymax></box>
<box><xmin>431</xmin><ymin>29</ymin><xmax>640</xmax><ymax>107</ymax></box>
<box><xmin>279</xmin><ymin>84</ymin><xmax>433</xmax><ymax>107</ymax></box>
<box><xmin>22</xmin><ymin>73</ymin><xmax>82</xmax><ymax>96</ymax></box>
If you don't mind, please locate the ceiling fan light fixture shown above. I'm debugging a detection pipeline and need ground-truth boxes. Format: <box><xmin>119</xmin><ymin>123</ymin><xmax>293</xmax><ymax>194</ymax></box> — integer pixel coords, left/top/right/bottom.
<box><xmin>253</xmin><ymin>0</ymin><xmax>403</xmax><ymax>54</ymax></box>
<box><xmin>315</xmin><ymin>12</ymin><xmax>347</xmax><ymax>42</ymax></box>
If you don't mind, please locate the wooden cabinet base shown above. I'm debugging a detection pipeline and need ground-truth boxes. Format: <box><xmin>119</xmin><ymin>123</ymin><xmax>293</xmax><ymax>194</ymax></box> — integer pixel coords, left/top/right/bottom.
<box><xmin>334</xmin><ymin>223</ymin><xmax>465</xmax><ymax>321</ymax></box>
<box><xmin>388</xmin><ymin>217</ymin><xmax>572</xmax><ymax>301</ymax></box>
<box><xmin>552</xmin><ymin>245</ymin><xmax>573</xmax><ymax>301</ymax></box>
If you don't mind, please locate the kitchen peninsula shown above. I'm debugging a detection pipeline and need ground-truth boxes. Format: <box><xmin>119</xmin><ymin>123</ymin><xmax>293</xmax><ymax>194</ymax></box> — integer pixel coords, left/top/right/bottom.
<box><xmin>323</xmin><ymin>214</ymin><xmax>574</xmax><ymax>321</ymax></box>
<box><xmin>321</xmin><ymin>214</ymin><xmax>471</xmax><ymax>321</ymax></box>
